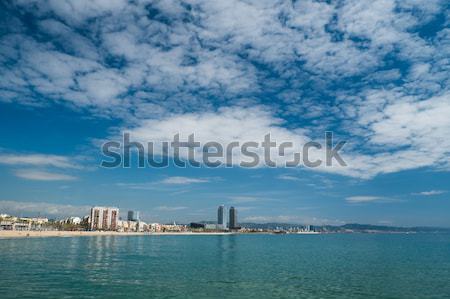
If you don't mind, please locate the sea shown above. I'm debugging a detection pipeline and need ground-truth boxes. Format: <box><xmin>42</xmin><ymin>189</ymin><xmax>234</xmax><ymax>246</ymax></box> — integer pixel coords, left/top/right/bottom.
<box><xmin>1</xmin><ymin>233</ymin><xmax>449</xmax><ymax>298</ymax></box>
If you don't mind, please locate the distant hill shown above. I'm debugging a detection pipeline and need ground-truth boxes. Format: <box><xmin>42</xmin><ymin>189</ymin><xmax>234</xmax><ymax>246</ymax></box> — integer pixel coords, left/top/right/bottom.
<box><xmin>239</xmin><ymin>222</ymin><xmax>450</xmax><ymax>233</ymax></box>
<box><xmin>338</xmin><ymin>223</ymin><xmax>450</xmax><ymax>233</ymax></box>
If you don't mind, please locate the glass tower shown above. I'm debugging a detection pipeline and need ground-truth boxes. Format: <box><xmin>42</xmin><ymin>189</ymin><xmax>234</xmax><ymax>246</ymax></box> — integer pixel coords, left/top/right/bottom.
<box><xmin>127</xmin><ymin>210</ymin><xmax>140</xmax><ymax>221</ymax></box>
<box><xmin>217</xmin><ymin>205</ymin><xmax>225</xmax><ymax>229</ymax></box>
<box><xmin>229</xmin><ymin>206</ymin><xmax>237</xmax><ymax>229</ymax></box>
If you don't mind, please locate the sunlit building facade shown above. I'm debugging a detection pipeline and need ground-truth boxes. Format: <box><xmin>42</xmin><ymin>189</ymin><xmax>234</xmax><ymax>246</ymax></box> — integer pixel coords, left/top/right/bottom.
<box><xmin>90</xmin><ymin>207</ymin><xmax>119</xmax><ymax>231</ymax></box>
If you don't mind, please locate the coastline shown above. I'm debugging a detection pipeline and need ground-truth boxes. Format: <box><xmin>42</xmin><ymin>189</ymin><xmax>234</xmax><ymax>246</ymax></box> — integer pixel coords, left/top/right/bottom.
<box><xmin>0</xmin><ymin>230</ymin><xmax>236</xmax><ymax>239</ymax></box>
<box><xmin>0</xmin><ymin>230</ymin><xmax>325</xmax><ymax>239</ymax></box>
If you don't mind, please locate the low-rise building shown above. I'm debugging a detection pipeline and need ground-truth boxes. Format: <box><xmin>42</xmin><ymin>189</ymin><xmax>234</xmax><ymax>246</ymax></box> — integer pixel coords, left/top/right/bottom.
<box><xmin>161</xmin><ymin>223</ymin><xmax>186</xmax><ymax>232</ymax></box>
<box><xmin>205</xmin><ymin>224</ymin><xmax>218</xmax><ymax>230</ymax></box>
<box><xmin>0</xmin><ymin>220</ymin><xmax>14</xmax><ymax>230</ymax></box>
<box><xmin>66</xmin><ymin>217</ymin><xmax>82</xmax><ymax>225</ymax></box>
<box><xmin>149</xmin><ymin>223</ymin><xmax>161</xmax><ymax>232</ymax></box>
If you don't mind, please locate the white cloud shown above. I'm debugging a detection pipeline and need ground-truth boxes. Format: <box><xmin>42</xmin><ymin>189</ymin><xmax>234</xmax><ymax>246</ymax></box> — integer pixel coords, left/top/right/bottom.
<box><xmin>0</xmin><ymin>153</ymin><xmax>80</xmax><ymax>169</ymax></box>
<box><xmin>159</xmin><ymin>177</ymin><xmax>209</xmax><ymax>185</ymax></box>
<box><xmin>14</xmin><ymin>169</ymin><xmax>77</xmax><ymax>181</ymax></box>
<box><xmin>345</xmin><ymin>196</ymin><xmax>385</xmax><ymax>204</ymax></box>
<box><xmin>0</xmin><ymin>200</ymin><xmax>90</xmax><ymax>218</ymax></box>
<box><xmin>277</xmin><ymin>174</ymin><xmax>302</xmax><ymax>181</ymax></box>
<box><xmin>125</xmin><ymin>106</ymin><xmax>322</xmax><ymax>169</ymax></box>
<box><xmin>115</xmin><ymin>176</ymin><xmax>211</xmax><ymax>190</ymax></box>
<box><xmin>124</xmin><ymin>105</ymin><xmax>450</xmax><ymax>179</ymax></box>
<box><xmin>412</xmin><ymin>190</ymin><xmax>447</xmax><ymax>196</ymax></box>
<box><xmin>338</xmin><ymin>90</ymin><xmax>450</xmax><ymax>176</ymax></box>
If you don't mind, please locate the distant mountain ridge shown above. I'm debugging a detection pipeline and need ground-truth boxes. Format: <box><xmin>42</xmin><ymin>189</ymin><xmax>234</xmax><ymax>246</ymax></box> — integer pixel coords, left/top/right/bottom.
<box><xmin>238</xmin><ymin>222</ymin><xmax>450</xmax><ymax>233</ymax></box>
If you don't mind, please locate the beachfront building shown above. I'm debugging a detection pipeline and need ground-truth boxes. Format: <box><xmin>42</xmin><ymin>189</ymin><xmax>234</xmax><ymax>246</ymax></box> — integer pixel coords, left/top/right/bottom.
<box><xmin>0</xmin><ymin>219</ymin><xmax>14</xmax><ymax>230</ymax></box>
<box><xmin>161</xmin><ymin>223</ymin><xmax>187</xmax><ymax>232</ymax></box>
<box><xmin>149</xmin><ymin>223</ymin><xmax>161</xmax><ymax>232</ymax></box>
<box><xmin>61</xmin><ymin>217</ymin><xmax>82</xmax><ymax>225</ymax></box>
<box><xmin>27</xmin><ymin>217</ymin><xmax>49</xmax><ymax>224</ymax></box>
<box><xmin>0</xmin><ymin>216</ymin><xmax>48</xmax><ymax>231</ymax></box>
<box><xmin>117</xmin><ymin>220</ymin><xmax>136</xmax><ymax>232</ymax></box>
<box><xmin>229</xmin><ymin>207</ymin><xmax>238</xmax><ymax>229</ymax></box>
<box><xmin>137</xmin><ymin>221</ymin><xmax>148</xmax><ymax>232</ymax></box>
<box><xmin>217</xmin><ymin>205</ymin><xmax>226</xmax><ymax>229</ymax></box>
<box><xmin>117</xmin><ymin>220</ymin><xmax>148</xmax><ymax>232</ymax></box>
<box><xmin>89</xmin><ymin>207</ymin><xmax>119</xmax><ymax>231</ymax></box>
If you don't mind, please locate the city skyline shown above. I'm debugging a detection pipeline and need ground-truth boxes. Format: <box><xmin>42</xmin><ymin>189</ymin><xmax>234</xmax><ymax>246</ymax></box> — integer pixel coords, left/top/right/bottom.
<box><xmin>1</xmin><ymin>203</ymin><xmax>246</xmax><ymax>227</ymax></box>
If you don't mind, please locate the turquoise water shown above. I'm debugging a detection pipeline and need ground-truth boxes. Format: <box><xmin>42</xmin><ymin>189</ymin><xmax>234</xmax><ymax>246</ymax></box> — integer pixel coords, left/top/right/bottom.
<box><xmin>1</xmin><ymin>234</ymin><xmax>450</xmax><ymax>298</ymax></box>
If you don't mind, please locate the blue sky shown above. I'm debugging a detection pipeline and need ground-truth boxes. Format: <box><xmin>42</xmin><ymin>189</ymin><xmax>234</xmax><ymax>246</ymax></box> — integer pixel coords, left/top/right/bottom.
<box><xmin>0</xmin><ymin>0</ymin><xmax>449</xmax><ymax>226</ymax></box>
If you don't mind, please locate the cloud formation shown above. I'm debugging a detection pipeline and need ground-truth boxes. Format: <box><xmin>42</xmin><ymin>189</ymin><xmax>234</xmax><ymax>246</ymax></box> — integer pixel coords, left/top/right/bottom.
<box><xmin>277</xmin><ymin>174</ymin><xmax>302</xmax><ymax>182</ymax></box>
<box><xmin>0</xmin><ymin>153</ymin><xmax>80</xmax><ymax>169</ymax></box>
<box><xmin>123</xmin><ymin>105</ymin><xmax>449</xmax><ymax>178</ymax></box>
<box><xmin>0</xmin><ymin>200</ymin><xmax>90</xmax><ymax>217</ymax></box>
<box><xmin>412</xmin><ymin>190</ymin><xmax>447</xmax><ymax>196</ymax></box>
<box><xmin>159</xmin><ymin>176</ymin><xmax>209</xmax><ymax>185</ymax></box>
<box><xmin>346</xmin><ymin>196</ymin><xmax>385</xmax><ymax>204</ymax></box>
<box><xmin>13</xmin><ymin>169</ymin><xmax>77</xmax><ymax>181</ymax></box>
<box><xmin>1</xmin><ymin>0</ymin><xmax>448</xmax><ymax>179</ymax></box>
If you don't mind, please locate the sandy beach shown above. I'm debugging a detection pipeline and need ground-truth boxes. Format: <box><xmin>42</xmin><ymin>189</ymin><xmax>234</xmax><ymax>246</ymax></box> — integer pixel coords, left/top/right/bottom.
<box><xmin>0</xmin><ymin>230</ymin><xmax>235</xmax><ymax>239</ymax></box>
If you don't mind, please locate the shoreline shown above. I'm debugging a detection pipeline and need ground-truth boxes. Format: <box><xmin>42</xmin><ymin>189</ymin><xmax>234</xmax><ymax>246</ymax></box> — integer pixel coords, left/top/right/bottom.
<box><xmin>0</xmin><ymin>230</ymin><xmax>325</xmax><ymax>239</ymax></box>
<box><xmin>0</xmin><ymin>230</ymin><xmax>238</xmax><ymax>239</ymax></box>
<box><xmin>1</xmin><ymin>230</ymin><xmax>435</xmax><ymax>239</ymax></box>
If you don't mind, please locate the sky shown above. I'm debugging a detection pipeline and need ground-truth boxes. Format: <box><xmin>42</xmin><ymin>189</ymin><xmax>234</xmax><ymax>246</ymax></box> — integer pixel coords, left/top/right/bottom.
<box><xmin>0</xmin><ymin>0</ymin><xmax>449</xmax><ymax>226</ymax></box>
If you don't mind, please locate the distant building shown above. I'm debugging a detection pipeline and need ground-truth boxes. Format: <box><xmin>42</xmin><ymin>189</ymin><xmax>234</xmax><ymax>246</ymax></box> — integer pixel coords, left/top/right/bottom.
<box><xmin>90</xmin><ymin>207</ymin><xmax>119</xmax><ymax>231</ymax></box>
<box><xmin>0</xmin><ymin>220</ymin><xmax>14</xmax><ymax>230</ymax></box>
<box><xmin>127</xmin><ymin>210</ymin><xmax>140</xmax><ymax>221</ymax></box>
<box><xmin>22</xmin><ymin>217</ymin><xmax>48</xmax><ymax>224</ymax></box>
<box><xmin>149</xmin><ymin>223</ymin><xmax>161</xmax><ymax>232</ymax></box>
<box><xmin>161</xmin><ymin>223</ymin><xmax>186</xmax><ymax>232</ymax></box>
<box><xmin>65</xmin><ymin>217</ymin><xmax>82</xmax><ymax>225</ymax></box>
<box><xmin>205</xmin><ymin>224</ymin><xmax>218</xmax><ymax>230</ymax></box>
<box><xmin>117</xmin><ymin>220</ymin><xmax>143</xmax><ymax>232</ymax></box>
<box><xmin>137</xmin><ymin>221</ymin><xmax>147</xmax><ymax>232</ymax></box>
<box><xmin>190</xmin><ymin>222</ymin><xmax>206</xmax><ymax>229</ymax></box>
<box><xmin>217</xmin><ymin>205</ymin><xmax>226</xmax><ymax>229</ymax></box>
<box><xmin>0</xmin><ymin>216</ymin><xmax>48</xmax><ymax>231</ymax></box>
<box><xmin>229</xmin><ymin>206</ymin><xmax>238</xmax><ymax>229</ymax></box>
<box><xmin>13</xmin><ymin>221</ymin><xmax>31</xmax><ymax>231</ymax></box>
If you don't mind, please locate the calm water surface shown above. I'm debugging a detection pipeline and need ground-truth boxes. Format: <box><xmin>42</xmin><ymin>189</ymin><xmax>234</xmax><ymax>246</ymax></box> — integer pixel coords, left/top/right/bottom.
<box><xmin>1</xmin><ymin>234</ymin><xmax>449</xmax><ymax>299</ymax></box>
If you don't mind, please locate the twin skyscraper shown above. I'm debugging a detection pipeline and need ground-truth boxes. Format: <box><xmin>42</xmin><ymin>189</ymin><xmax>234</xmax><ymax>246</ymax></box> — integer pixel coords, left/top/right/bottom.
<box><xmin>218</xmin><ymin>205</ymin><xmax>239</xmax><ymax>230</ymax></box>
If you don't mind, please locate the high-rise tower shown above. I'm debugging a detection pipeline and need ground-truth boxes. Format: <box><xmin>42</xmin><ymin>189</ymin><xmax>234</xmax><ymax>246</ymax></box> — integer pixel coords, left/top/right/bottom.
<box><xmin>229</xmin><ymin>206</ymin><xmax>238</xmax><ymax>229</ymax></box>
<box><xmin>90</xmin><ymin>207</ymin><xmax>119</xmax><ymax>231</ymax></box>
<box><xmin>127</xmin><ymin>210</ymin><xmax>140</xmax><ymax>221</ymax></box>
<box><xmin>217</xmin><ymin>205</ymin><xmax>226</xmax><ymax>229</ymax></box>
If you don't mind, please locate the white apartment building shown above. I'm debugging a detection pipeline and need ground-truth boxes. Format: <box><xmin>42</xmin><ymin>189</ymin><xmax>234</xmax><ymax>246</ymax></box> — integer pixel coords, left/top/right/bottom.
<box><xmin>89</xmin><ymin>207</ymin><xmax>119</xmax><ymax>231</ymax></box>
